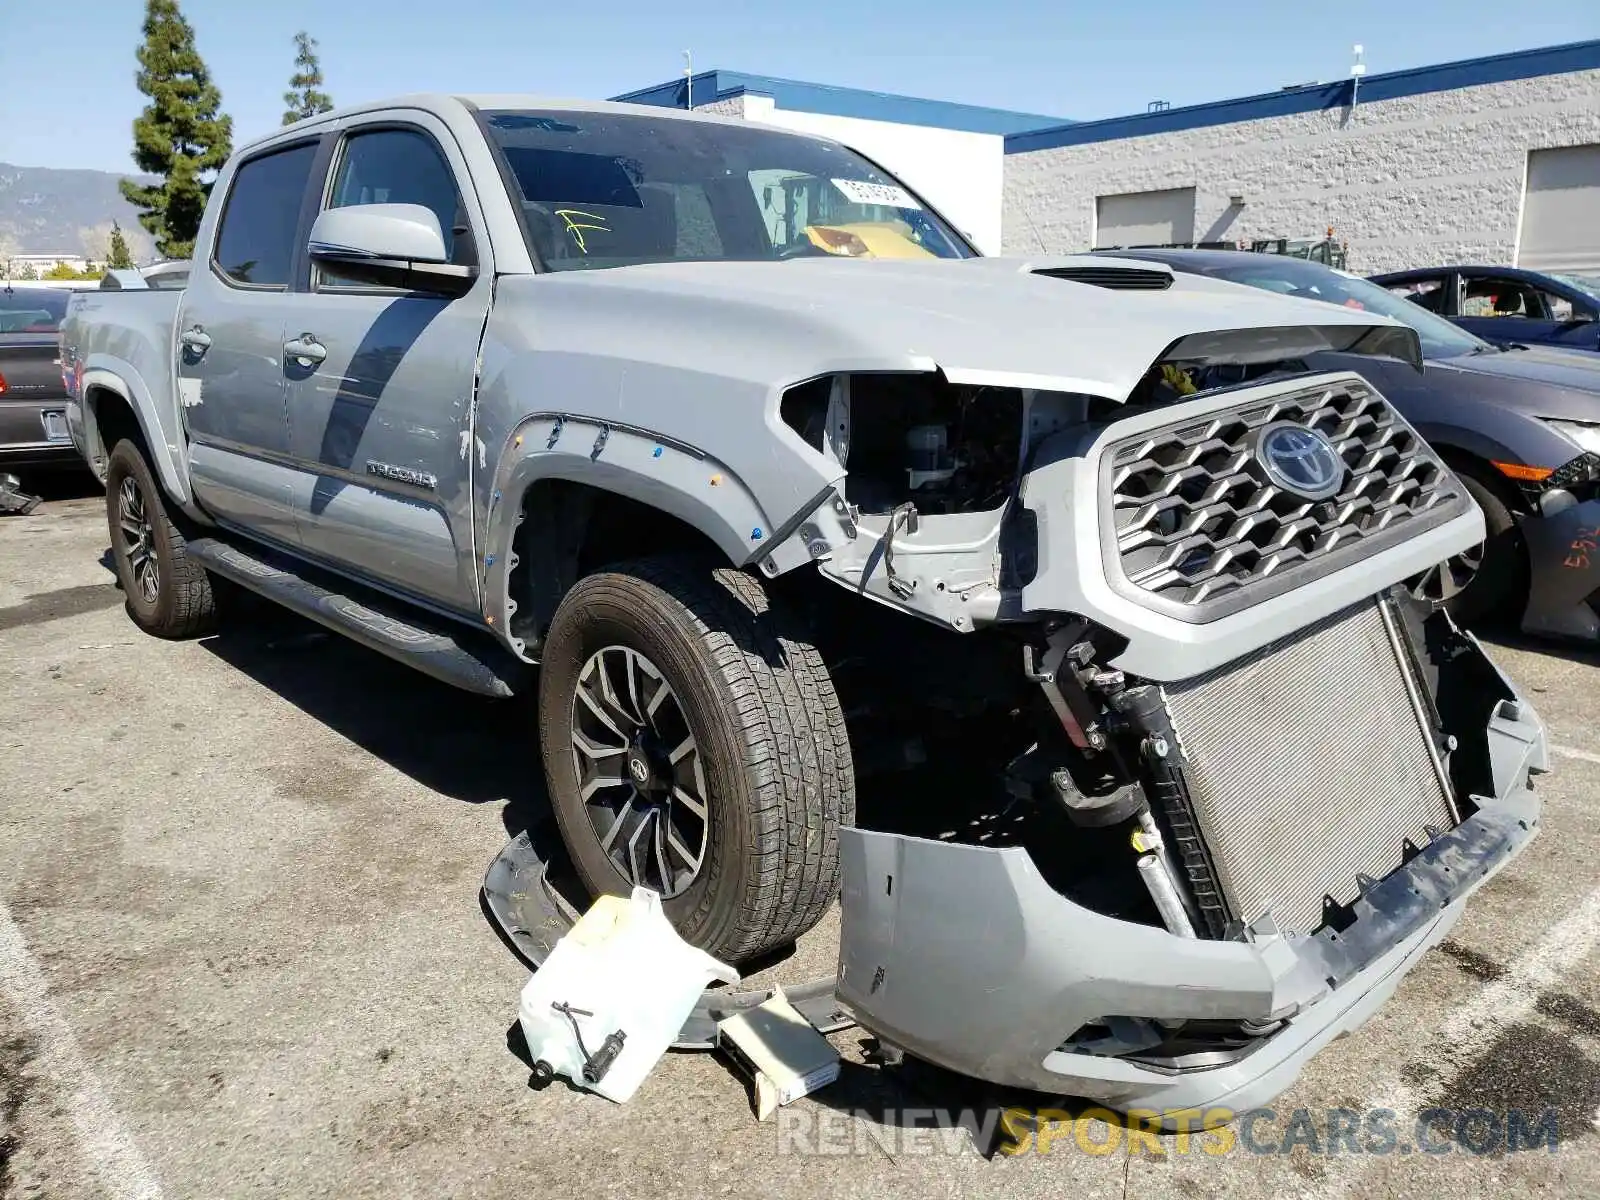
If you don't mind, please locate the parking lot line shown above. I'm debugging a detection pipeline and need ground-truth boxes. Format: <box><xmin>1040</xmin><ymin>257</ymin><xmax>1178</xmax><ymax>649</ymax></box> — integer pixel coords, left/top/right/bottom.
<box><xmin>1550</xmin><ymin>743</ymin><xmax>1600</xmax><ymax>766</ymax></box>
<box><xmin>0</xmin><ymin>901</ymin><xmax>164</xmax><ymax>1200</ymax></box>
<box><xmin>1315</xmin><ymin>883</ymin><xmax>1600</xmax><ymax>1198</ymax></box>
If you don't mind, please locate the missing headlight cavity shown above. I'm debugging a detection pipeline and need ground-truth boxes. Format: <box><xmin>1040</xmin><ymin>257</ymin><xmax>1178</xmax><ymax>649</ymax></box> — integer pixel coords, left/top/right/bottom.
<box><xmin>781</xmin><ymin>372</ymin><xmax>1027</xmax><ymax>515</ymax></box>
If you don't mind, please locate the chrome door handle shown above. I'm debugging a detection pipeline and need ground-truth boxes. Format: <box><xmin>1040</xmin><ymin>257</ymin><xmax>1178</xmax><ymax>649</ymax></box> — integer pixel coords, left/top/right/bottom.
<box><xmin>180</xmin><ymin>327</ymin><xmax>212</xmax><ymax>351</ymax></box>
<box><xmin>283</xmin><ymin>334</ymin><xmax>327</xmax><ymax>365</ymax></box>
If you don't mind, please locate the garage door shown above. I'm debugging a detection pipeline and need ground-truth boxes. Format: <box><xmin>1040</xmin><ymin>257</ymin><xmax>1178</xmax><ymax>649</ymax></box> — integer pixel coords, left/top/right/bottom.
<box><xmin>1094</xmin><ymin>187</ymin><xmax>1196</xmax><ymax>249</ymax></box>
<box><xmin>1517</xmin><ymin>144</ymin><xmax>1600</xmax><ymax>273</ymax></box>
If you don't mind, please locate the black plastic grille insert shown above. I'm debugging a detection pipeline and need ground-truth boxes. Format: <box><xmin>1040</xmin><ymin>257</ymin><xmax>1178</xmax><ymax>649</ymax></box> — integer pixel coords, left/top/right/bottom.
<box><xmin>1104</xmin><ymin>381</ymin><xmax>1465</xmax><ymax>616</ymax></box>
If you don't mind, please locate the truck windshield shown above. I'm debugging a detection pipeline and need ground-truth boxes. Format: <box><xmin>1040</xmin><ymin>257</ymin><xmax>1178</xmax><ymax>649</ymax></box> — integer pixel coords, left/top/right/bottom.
<box><xmin>482</xmin><ymin>109</ymin><xmax>975</xmax><ymax>270</ymax></box>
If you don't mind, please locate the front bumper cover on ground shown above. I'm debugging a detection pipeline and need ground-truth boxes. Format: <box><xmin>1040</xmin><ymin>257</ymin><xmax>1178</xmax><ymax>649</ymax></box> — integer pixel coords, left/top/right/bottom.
<box><xmin>833</xmin><ymin>669</ymin><xmax>1546</xmax><ymax>1116</ymax></box>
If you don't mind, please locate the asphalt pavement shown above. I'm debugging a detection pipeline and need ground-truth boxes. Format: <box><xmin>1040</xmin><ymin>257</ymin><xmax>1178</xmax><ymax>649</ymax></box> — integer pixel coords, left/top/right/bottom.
<box><xmin>1</xmin><ymin>477</ymin><xmax>1598</xmax><ymax>1199</ymax></box>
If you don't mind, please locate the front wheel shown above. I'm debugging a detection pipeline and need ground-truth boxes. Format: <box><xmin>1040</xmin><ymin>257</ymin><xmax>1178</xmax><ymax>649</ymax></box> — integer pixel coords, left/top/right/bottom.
<box><xmin>1447</xmin><ymin>469</ymin><xmax>1529</xmax><ymax>627</ymax></box>
<box><xmin>537</xmin><ymin>556</ymin><xmax>854</xmax><ymax>965</ymax></box>
<box><xmin>105</xmin><ymin>440</ymin><xmax>218</xmax><ymax>639</ymax></box>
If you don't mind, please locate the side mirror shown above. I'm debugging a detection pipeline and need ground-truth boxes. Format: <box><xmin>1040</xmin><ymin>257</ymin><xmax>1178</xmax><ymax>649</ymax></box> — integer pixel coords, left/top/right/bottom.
<box><xmin>308</xmin><ymin>203</ymin><xmax>476</xmax><ymax>295</ymax></box>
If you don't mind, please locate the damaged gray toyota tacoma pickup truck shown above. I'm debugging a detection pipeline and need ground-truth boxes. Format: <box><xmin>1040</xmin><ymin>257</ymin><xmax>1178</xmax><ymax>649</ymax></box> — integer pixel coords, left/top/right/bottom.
<box><xmin>60</xmin><ymin>95</ymin><xmax>1549</xmax><ymax>1117</ymax></box>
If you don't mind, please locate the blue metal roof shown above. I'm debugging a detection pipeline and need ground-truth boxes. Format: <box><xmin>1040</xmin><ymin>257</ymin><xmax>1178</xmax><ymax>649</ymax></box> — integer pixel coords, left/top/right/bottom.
<box><xmin>610</xmin><ymin>70</ymin><xmax>1071</xmax><ymax>136</ymax></box>
<box><xmin>1006</xmin><ymin>38</ymin><xmax>1600</xmax><ymax>154</ymax></box>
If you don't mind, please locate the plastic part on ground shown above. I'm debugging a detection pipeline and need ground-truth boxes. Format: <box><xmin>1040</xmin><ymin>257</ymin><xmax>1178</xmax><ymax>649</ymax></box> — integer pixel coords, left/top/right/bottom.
<box><xmin>482</xmin><ymin>825</ymin><xmax>857</xmax><ymax>1051</ymax></box>
<box><xmin>516</xmin><ymin>887</ymin><xmax>740</xmax><ymax>1102</ymax></box>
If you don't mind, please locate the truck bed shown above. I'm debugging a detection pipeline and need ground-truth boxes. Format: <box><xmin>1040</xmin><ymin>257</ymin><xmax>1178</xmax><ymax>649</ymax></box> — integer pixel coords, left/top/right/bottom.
<box><xmin>61</xmin><ymin>288</ymin><xmax>185</xmax><ymax>486</ymax></box>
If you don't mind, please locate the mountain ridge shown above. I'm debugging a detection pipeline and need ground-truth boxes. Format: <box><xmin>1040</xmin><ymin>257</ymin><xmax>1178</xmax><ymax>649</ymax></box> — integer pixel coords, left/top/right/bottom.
<box><xmin>0</xmin><ymin>162</ymin><xmax>162</xmax><ymax>265</ymax></box>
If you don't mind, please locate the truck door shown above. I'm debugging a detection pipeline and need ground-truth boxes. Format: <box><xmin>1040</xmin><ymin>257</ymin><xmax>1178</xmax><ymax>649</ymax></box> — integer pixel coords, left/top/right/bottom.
<box><xmin>179</xmin><ymin>138</ymin><xmax>322</xmax><ymax>546</ymax></box>
<box><xmin>283</xmin><ymin>118</ymin><xmax>491</xmax><ymax>613</ymax></box>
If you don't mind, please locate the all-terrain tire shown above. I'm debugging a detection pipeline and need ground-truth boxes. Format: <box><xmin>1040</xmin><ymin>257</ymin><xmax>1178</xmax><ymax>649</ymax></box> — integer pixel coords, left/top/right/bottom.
<box><xmin>105</xmin><ymin>439</ymin><xmax>218</xmax><ymax>639</ymax></box>
<box><xmin>537</xmin><ymin>556</ymin><xmax>854</xmax><ymax>964</ymax></box>
<box><xmin>1447</xmin><ymin>468</ymin><xmax>1529</xmax><ymax>627</ymax></box>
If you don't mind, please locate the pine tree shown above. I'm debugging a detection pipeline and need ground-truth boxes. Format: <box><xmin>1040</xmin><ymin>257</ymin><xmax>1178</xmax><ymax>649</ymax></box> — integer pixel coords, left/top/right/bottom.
<box><xmin>119</xmin><ymin>0</ymin><xmax>233</xmax><ymax>260</ymax></box>
<box><xmin>107</xmin><ymin>222</ymin><xmax>134</xmax><ymax>270</ymax></box>
<box><xmin>282</xmin><ymin>32</ymin><xmax>333</xmax><ymax>125</ymax></box>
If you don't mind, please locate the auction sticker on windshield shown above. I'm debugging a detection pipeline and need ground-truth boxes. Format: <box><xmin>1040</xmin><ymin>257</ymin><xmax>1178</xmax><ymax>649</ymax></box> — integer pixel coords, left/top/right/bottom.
<box><xmin>832</xmin><ymin>179</ymin><xmax>921</xmax><ymax>209</ymax></box>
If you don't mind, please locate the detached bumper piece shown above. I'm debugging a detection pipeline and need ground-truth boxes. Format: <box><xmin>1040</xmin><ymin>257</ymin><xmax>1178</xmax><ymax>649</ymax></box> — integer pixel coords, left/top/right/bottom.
<box><xmin>834</xmin><ymin>654</ymin><xmax>1546</xmax><ymax>1117</ymax></box>
<box><xmin>482</xmin><ymin>825</ymin><xmax>855</xmax><ymax>1050</ymax></box>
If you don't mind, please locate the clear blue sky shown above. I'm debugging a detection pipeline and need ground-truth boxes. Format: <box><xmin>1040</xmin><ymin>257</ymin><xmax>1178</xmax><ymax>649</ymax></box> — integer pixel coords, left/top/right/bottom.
<box><xmin>5</xmin><ymin>0</ymin><xmax>1597</xmax><ymax>173</ymax></box>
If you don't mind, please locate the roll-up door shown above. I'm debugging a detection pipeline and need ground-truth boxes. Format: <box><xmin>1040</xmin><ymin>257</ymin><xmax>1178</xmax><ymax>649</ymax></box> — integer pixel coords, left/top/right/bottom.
<box><xmin>1094</xmin><ymin>187</ymin><xmax>1196</xmax><ymax>249</ymax></box>
<box><xmin>1517</xmin><ymin>144</ymin><xmax>1600</xmax><ymax>273</ymax></box>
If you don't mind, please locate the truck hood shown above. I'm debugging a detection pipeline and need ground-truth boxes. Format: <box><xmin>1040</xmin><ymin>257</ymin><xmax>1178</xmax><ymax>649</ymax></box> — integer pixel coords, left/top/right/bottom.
<box><xmin>531</xmin><ymin>254</ymin><xmax>1420</xmax><ymax>400</ymax></box>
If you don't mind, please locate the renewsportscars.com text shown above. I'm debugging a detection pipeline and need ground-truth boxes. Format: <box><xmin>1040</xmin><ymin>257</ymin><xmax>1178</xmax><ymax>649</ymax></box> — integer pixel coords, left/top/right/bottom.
<box><xmin>774</xmin><ymin>1105</ymin><xmax>1565</xmax><ymax>1158</ymax></box>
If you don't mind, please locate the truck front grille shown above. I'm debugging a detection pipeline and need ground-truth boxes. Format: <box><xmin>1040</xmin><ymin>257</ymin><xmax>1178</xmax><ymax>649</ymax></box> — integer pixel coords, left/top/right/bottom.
<box><xmin>1161</xmin><ymin>599</ymin><xmax>1455</xmax><ymax>936</ymax></box>
<box><xmin>1103</xmin><ymin>379</ymin><xmax>1465</xmax><ymax>620</ymax></box>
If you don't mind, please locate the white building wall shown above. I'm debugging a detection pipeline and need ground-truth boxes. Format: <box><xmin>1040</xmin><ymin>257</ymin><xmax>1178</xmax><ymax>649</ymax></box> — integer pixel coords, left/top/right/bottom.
<box><xmin>1003</xmin><ymin>68</ymin><xmax>1600</xmax><ymax>274</ymax></box>
<box><xmin>696</xmin><ymin>94</ymin><xmax>1005</xmax><ymax>255</ymax></box>
<box><xmin>690</xmin><ymin>96</ymin><xmax>749</xmax><ymax>119</ymax></box>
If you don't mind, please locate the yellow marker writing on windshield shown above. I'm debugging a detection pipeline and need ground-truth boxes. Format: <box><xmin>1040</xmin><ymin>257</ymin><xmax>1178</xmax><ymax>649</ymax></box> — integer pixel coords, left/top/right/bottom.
<box><xmin>554</xmin><ymin>209</ymin><xmax>608</xmax><ymax>254</ymax></box>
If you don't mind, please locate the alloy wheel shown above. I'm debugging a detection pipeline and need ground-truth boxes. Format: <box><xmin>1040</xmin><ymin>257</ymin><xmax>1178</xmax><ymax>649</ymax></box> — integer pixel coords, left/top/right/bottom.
<box><xmin>568</xmin><ymin>645</ymin><xmax>711</xmax><ymax>898</ymax></box>
<box><xmin>117</xmin><ymin>475</ymin><xmax>159</xmax><ymax>605</ymax></box>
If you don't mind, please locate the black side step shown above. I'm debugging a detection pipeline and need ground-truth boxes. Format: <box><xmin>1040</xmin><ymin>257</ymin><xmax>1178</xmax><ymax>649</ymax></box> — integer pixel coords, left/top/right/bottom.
<box><xmin>187</xmin><ymin>537</ymin><xmax>525</xmax><ymax>698</ymax></box>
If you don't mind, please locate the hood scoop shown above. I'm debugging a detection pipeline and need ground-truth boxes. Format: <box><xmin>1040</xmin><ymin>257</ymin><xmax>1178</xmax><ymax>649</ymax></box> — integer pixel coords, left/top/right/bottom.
<box><xmin>1031</xmin><ymin>265</ymin><xmax>1174</xmax><ymax>291</ymax></box>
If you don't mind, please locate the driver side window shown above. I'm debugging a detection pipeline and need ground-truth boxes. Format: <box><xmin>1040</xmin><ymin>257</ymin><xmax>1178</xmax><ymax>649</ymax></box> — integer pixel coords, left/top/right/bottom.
<box><xmin>318</xmin><ymin>127</ymin><xmax>474</xmax><ymax>288</ymax></box>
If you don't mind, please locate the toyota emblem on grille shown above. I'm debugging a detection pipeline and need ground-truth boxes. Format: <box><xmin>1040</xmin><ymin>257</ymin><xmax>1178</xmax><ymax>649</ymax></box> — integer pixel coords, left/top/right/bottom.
<box><xmin>1255</xmin><ymin>422</ymin><xmax>1344</xmax><ymax>501</ymax></box>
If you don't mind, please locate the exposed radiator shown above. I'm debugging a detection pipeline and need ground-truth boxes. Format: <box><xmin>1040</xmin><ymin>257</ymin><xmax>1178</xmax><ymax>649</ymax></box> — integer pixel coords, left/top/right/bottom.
<box><xmin>1161</xmin><ymin>599</ymin><xmax>1456</xmax><ymax>935</ymax></box>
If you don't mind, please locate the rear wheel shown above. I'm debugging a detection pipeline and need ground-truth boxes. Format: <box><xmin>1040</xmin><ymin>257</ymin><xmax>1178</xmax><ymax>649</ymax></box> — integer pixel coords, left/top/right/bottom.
<box><xmin>1447</xmin><ymin>468</ymin><xmax>1529</xmax><ymax>627</ymax></box>
<box><xmin>105</xmin><ymin>440</ymin><xmax>218</xmax><ymax>638</ymax></box>
<box><xmin>537</xmin><ymin>556</ymin><xmax>853</xmax><ymax>964</ymax></box>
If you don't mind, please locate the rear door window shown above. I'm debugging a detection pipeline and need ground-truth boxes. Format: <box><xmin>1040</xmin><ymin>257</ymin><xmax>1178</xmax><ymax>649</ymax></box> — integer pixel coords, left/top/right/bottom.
<box><xmin>213</xmin><ymin>142</ymin><xmax>319</xmax><ymax>288</ymax></box>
